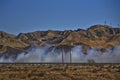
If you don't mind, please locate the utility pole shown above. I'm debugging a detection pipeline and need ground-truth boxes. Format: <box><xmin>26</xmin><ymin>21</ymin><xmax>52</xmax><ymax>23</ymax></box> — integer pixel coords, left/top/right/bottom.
<box><xmin>61</xmin><ymin>47</ymin><xmax>64</xmax><ymax>64</ymax></box>
<box><xmin>70</xmin><ymin>47</ymin><xmax>72</xmax><ymax>63</ymax></box>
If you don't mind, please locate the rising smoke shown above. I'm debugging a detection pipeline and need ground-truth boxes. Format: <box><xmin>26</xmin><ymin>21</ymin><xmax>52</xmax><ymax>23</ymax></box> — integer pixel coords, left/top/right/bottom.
<box><xmin>0</xmin><ymin>45</ymin><xmax>120</xmax><ymax>63</ymax></box>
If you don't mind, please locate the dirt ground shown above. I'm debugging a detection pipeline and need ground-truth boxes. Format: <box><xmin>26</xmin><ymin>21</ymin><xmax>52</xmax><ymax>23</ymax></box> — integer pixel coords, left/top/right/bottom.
<box><xmin>0</xmin><ymin>64</ymin><xmax>120</xmax><ymax>80</ymax></box>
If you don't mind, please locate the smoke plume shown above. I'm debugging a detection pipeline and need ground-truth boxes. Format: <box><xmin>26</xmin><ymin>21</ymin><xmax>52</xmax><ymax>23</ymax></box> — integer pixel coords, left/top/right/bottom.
<box><xmin>0</xmin><ymin>45</ymin><xmax>120</xmax><ymax>63</ymax></box>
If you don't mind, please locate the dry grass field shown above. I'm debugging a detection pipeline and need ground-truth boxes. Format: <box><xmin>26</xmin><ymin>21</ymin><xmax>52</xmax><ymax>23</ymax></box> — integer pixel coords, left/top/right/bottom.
<box><xmin>0</xmin><ymin>64</ymin><xmax>120</xmax><ymax>80</ymax></box>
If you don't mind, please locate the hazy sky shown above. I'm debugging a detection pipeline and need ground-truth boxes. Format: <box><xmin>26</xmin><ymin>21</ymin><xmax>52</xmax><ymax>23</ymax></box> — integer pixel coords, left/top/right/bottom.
<box><xmin>0</xmin><ymin>0</ymin><xmax>120</xmax><ymax>34</ymax></box>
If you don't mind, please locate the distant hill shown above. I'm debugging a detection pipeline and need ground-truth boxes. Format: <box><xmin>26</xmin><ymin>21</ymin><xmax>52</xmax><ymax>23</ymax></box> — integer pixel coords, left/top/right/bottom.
<box><xmin>0</xmin><ymin>24</ymin><xmax>120</xmax><ymax>55</ymax></box>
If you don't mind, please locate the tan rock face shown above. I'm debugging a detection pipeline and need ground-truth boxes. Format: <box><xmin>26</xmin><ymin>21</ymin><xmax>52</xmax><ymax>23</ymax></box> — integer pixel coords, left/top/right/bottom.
<box><xmin>0</xmin><ymin>24</ymin><xmax>120</xmax><ymax>55</ymax></box>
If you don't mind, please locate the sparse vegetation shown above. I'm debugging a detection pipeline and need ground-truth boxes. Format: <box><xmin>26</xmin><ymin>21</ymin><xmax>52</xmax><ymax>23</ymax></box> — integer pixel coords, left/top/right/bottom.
<box><xmin>0</xmin><ymin>64</ymin><xmax>120</xmax><ymax>80</ymax></box>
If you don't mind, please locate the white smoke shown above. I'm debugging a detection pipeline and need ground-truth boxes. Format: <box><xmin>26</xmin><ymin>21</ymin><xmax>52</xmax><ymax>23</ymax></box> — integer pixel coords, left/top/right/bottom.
<box><xmin>0</xmin><ymin>45</ymin><xmax>120</xmax><ymax>63</ymax></box>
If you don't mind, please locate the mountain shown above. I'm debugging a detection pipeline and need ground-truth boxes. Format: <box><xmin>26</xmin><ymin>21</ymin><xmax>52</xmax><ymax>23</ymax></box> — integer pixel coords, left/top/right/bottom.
<box><xmin>0</xmin><ymin>24</ymin><xmax>120</xmax><ymax>55</ymax></box>
<box><xmin>0</xmin><ymin>31</ymin><xmax>29</xmax><ymax>55</ymax></box>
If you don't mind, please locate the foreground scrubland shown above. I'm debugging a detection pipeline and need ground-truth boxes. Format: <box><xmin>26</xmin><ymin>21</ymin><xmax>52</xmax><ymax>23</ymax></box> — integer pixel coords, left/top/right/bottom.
<box><xmin>0</xmin><ymin>64</ymin><xmax>120</xmax><ymax>80</ymax></box>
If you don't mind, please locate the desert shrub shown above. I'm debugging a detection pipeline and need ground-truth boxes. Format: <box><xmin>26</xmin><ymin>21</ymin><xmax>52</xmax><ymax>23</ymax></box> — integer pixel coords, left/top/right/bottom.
<box><xmin>87</xmin><ymin>59</ymin><xmax>96</xmax><ymax>64</ymax></box>
<box><xmin>61</xmin><ymin>72</ymin><xmax>69</xmax><ymax>77</ymax></box>
<box><xmin>48</xmin><ymin>65</ymin><xmax>52</xmax><ymax>68</ymax></box>
<box><xmin>31</xmin><ymin>77</ymin><xmax>39</xmax><ymax>80</ymax></box>
<box><xmin>27</xmin><ymin>74</ymin><xmax>31</xmax><ymax>77</ymax></box>
<box><xmin>38</xmin><ymin>71</ymin><xmax>45</xmax><ymax>77</ymax></box>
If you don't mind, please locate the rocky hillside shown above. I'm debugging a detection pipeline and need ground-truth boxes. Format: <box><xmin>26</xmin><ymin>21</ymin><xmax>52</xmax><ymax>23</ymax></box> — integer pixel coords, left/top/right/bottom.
<box><xmin>0</xmin><ymin>24</ymin><xmax>120</xmax><ymax>55</ymax></box>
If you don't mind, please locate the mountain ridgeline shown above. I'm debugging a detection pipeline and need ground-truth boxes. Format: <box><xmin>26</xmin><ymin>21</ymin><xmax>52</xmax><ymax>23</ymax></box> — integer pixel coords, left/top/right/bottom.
<box><xmin>0</xmin><ymin>24</ymin><xmax>120</xmax><ymax>55</ymax></box>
